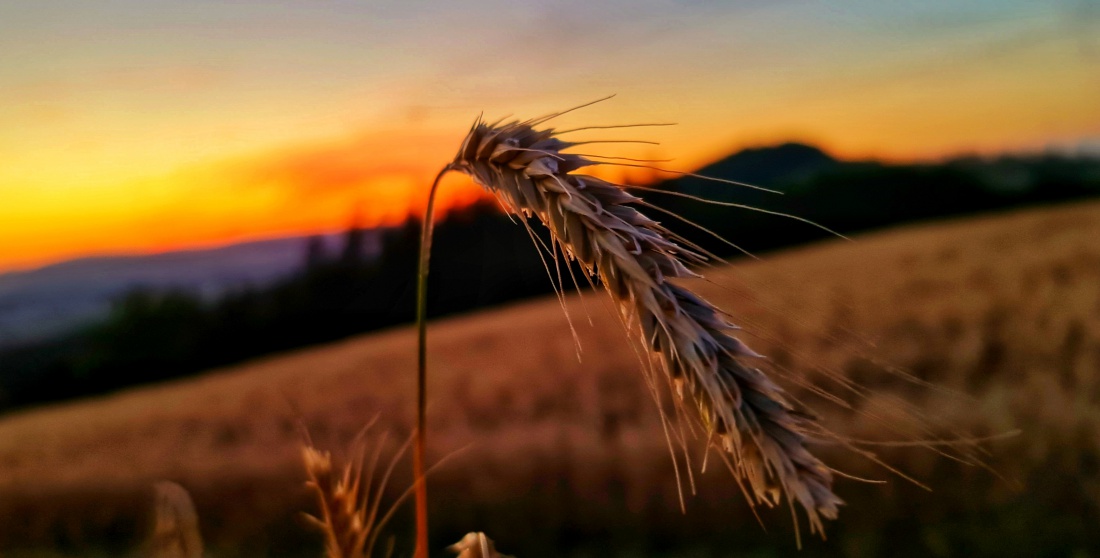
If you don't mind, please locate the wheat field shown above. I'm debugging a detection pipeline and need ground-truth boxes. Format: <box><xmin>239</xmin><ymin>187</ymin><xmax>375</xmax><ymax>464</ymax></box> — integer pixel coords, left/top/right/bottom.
<box><xmin>1</xmin><ymin>200</ymin><xmax>1099</xmax><ymax>557</ymax></box>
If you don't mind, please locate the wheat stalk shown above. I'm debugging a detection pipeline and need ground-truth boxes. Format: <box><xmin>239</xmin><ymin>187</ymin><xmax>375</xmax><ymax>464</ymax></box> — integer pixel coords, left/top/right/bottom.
<box><xmin>427</xmin><ymin>106</ymin><xmax>843</xmax><ymax>535</ymax></box>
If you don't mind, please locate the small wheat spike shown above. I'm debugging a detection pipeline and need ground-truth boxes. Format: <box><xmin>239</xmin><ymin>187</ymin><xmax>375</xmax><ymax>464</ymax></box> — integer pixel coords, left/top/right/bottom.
<box><xmin>443</xmin><ymin>108</ymin><xmax>843</xmax><ymax>534</ymax></box>
<box><xmin>449</xmin><ymin>532</ymin><xmax>514</xmax><ymax>558</ymax></box>
<box><xmin>302</xmin><ymin>426</ymin><xmax>410</xmax><ymax>558</ymax></box>
<box><xmin>147</xmin><ymin>481</ymin><xmax>203</xmax><ymax>558</ymax></box>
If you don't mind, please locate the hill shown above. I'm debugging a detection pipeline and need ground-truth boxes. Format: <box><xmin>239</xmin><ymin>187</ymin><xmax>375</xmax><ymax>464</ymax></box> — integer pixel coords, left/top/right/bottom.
<box><xmin>0</xmin><ymin>200</ymin><xmax>1098</xmax><ymax>557</ymax></box>
<box><xmin>651</xmin><ymin>145</ymin><xmax>1100</xmax><ymax>257</ymax></box>
<box><xmin>676</xmin><ymin>142</ymin><xmax>838</xmax><ymax>197</ymax></box>
<box><xmin>0</xmin><ymin>233</ymin><xmax>358</xmax><ymax>348</ymax></box>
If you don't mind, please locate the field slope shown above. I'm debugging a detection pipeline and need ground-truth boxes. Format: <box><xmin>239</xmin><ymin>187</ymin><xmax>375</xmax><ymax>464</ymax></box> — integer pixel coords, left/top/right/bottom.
<box><xmin>2</xmin><ymin>200</ymin><xmax>1099</xmax><ymax>557</ymax></box>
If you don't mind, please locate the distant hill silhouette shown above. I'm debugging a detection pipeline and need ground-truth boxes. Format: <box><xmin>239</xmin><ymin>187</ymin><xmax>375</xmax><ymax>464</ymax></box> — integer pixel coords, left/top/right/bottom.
<box><xmin>648</xmin><ymin>144</ymin><xmax>1100</xmax><ymax>256</ymax></box>
<box><xmin>678</xmin><ymin>142</ymin><xmax>838</xmax><ymax>198</ymax></box>
<box><xmin>0</xmin><ymin>233</ymin><xmax>356</xmax><ymax>348</ymax></box>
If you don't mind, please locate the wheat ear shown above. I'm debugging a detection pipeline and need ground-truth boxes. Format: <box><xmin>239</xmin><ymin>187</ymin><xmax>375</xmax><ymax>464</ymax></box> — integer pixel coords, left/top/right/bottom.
<box><xmin>147</xmin><ymin>481</ymin><xmax>203</xmax><ymax>558</ymax></box>
<box><xmin>449</xmin><ymin>532</ymin><xmax>514</xmax><ymax>558</ymax></box>
<box><xmin>443</xmin><ymin>112</ymin><xmax>843</xmax><ymax>534</ymax></box>
<box><xmin>301</xmin><ymin>427</ymin><xmax>410</xmax><ymax>558</ymax></box>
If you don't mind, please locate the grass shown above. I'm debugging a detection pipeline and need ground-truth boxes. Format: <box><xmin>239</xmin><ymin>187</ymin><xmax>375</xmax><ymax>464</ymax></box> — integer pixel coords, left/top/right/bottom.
<box><xmin>0</xmin><ymin>199</ymin><xmax>1098</xmax><ymax>556</ymax></box>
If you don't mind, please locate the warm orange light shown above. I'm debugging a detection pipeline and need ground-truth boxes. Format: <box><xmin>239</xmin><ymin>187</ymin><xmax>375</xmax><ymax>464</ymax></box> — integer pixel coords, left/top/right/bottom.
<box><xmin>3</xmin><ymin>34</ymin><xmax>1097</xmax><ymax>274</ymax></box>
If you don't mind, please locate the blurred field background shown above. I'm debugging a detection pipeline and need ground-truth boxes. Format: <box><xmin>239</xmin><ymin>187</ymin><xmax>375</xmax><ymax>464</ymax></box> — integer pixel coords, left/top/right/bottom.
<box><xmin>3</xmin><ymin>1</ymin><xmax>1100</xmax><ymax>556</ymax></box>
<box><xmin>2</xmin><ymin>199</ymin><xmax>1099</xmax><ymax>556</ymax></box>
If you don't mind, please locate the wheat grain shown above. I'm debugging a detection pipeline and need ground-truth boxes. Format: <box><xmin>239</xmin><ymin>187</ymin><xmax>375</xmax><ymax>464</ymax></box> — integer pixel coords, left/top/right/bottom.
<box><xmin>442</xmin><ymin>110</ymin><xmax>843</xmax><ymax>535</ymax></box>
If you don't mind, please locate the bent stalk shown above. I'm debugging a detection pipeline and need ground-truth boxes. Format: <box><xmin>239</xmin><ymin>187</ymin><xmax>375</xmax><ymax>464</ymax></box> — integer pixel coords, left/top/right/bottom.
<box><xmin>414</xmin><ymin>165</ymin><xmax>453</xmax><ymax>558</ymax></box>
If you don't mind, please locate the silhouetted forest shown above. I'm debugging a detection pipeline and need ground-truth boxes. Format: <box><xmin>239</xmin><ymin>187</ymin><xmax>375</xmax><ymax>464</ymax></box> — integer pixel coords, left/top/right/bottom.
<box><xmin>1</xmin><ymin>145</ymin><xmax>1097</xmax><ymax>411</ymax></box>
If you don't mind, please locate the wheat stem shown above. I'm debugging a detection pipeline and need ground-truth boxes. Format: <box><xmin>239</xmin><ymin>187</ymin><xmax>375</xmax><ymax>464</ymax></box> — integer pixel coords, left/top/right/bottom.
<box><xmin>414</xmin><ymin>164</ymin><xmax>454</xmax><ymax>558</ymax></box>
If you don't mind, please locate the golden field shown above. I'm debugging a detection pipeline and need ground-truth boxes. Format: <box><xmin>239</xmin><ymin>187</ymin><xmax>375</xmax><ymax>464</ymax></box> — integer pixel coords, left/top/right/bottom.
<box><xmin>1</xmin><ymin>200</ymin><xmax>1099</xmax><ymax>557</ymax></box>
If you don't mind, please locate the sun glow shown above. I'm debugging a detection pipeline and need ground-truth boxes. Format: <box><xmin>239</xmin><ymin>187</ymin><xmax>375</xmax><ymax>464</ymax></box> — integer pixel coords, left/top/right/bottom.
<box><xmin>2</xmin><ymin>1</ymin><xmax>1096</xmax><ymax>272</ymax></box>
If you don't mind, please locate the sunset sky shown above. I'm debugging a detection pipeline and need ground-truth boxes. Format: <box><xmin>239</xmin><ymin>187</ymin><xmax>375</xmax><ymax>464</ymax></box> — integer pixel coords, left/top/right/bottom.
<box><xmin>2</xmin><ymin>0</ymin><xmax>1098</xmax><ymax>272</ymax></box>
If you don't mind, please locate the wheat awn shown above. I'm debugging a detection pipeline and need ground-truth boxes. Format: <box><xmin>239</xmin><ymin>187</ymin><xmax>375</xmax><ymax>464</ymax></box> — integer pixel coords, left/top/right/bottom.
<box><xmin>416</xmin><ymin>104</ymin><xmax>844</xmax><ymax>538</ymax></box>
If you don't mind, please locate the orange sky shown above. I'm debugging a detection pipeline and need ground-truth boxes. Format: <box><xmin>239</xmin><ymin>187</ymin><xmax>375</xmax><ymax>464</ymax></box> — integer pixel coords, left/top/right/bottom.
<box><xmin>2</xmin><ymin>1</ymin><xmax>1098</xmax><ymax>273</ymax></box>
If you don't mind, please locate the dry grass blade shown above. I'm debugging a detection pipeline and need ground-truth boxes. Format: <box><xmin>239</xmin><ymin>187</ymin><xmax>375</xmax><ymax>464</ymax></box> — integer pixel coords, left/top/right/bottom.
<box><xmin>147</xmin><ymin>481</ymin><xmax>203</xmax><ymax>558</ymax></box>
<box><xmin>447</xmin><ymin>109</ymin><xmax>843</xmax><ymax>536</ymax></box>
<box><xmin>449</xmin><ymin>532</ymin><xmax>514</xmax><ymax>558</ymax></box>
